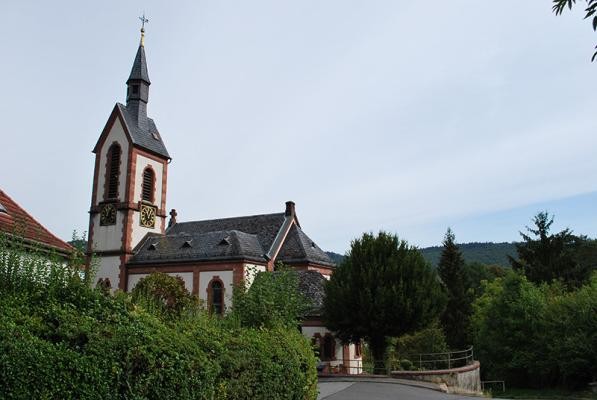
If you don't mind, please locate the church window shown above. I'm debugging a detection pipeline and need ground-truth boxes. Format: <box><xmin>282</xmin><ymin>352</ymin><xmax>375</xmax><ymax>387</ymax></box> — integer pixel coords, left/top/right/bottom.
<box><xmin>142</xmin><ymin>167</ymin><xmax>155</xmax><ymax>203</ymax></box>
<box><xmin>132</xmin><ymin>85</ymin><xmax>139</xmax><ymax>94</ymax></box>
<box><xmin>106</xmin><ymin>144</ymin><xmax>121</xmax><ymax>200</ymax></box>
<box><xmin>208</xmin><ymin>279</ymin><xmax>224</xmax><ymax>315</ymax></box>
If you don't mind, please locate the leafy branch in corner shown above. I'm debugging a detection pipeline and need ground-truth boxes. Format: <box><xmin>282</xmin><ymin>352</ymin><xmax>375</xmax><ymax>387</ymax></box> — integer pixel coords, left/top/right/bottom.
<box><xmin>552</xmin><ymin>0</ymin><xmax>597</xmax><ymax>60</ymax></box>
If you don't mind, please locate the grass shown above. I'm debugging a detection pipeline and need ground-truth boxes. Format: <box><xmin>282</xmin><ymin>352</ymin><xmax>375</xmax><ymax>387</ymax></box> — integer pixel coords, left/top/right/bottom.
<box><xmin>490</xmin><ymin>387</ymin><xmax>597</xmax><ymax>400</ymax></box>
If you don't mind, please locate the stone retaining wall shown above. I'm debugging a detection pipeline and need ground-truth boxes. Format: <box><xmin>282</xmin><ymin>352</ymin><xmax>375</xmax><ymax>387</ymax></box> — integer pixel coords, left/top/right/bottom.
<box><xmin>390</xmin><ymin>361</ymin><xmax>481</xmax><ymax>395</ymax></box>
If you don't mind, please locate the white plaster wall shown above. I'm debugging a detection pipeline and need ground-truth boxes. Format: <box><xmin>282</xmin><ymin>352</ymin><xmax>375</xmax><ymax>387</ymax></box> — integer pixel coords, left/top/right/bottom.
<box><xmin>131</xmin><ymin>212</ymin><xmax>166</xmax><ymax>250</ymax></box>
<box><xmin>128</xmin><ymin>272</ymin><xmax>193</xmax><ymax>292</ymax></box>
<box><xmin>132</xmin><ymin>155</ymin><xmax>163</xmax><ymax>204</ymax></box>
<box><xmin>199</xmin><ymin>270</ymin><xmax>233</xmax><ymax>311</ymax></box>
<box><xmin>95</xmin><ymin>256</ymin><xmax>121</xmax><ymax>289</ymax></box>
<box><xmin>129</xmin><ymin>154</ymin><xmax>165</xmax><ymax>249</ymax></box>
<box><xmin>243</xmin><ymin>264</ymin><xmax>266</xmax><ymax>287</ymax></box>
<box><xmin>95</xmin><ymin>118</ymin><xmax>129</xmax><ymax>206</ymax></box>
<box><xmin>90</xmin><ymin>213</ymin><xmax>125</xmax><ymax>251</ymax></box>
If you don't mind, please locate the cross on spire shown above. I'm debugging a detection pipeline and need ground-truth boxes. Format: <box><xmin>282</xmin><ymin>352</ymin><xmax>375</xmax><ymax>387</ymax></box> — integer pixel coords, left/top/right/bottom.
<box><xmin>139</xmin><ymin>13</ymin><xmax>149</xmax><ymax>46</ymax></box>
<box><xmin>139</xmin><ymin>13</ymin><xmax>149</xmax><ymax>32</ymax></box>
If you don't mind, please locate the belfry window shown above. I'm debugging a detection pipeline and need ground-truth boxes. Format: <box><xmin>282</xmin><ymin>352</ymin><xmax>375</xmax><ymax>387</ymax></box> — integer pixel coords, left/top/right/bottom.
<box><xmin>209</xmin><ymin>280</ymin><xmax>224</xmax><ymax>315</ymax></box>
<box><xmin>142</xmin><ymin>168</ymin><xmax>155</xmax><ymax>203</ymax></box>
<box><xmin>106</xmin><ymin>144</ymin><xmax>121</xmax><ymax>200</ymax></box>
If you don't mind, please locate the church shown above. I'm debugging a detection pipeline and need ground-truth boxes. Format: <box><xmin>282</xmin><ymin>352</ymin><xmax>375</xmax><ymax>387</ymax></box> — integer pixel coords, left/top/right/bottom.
<box><xmin>86</xmin><ymin>25</ymin><xmax>362</xmax><ymax>374</ymax></box>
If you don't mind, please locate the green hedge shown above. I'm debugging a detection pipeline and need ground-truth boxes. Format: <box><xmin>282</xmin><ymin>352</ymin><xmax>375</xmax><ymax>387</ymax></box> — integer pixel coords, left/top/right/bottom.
<box><xmin>0</xmin><ymin>244</ymin><xmax>318</xmax><ymax>400</ymax></box>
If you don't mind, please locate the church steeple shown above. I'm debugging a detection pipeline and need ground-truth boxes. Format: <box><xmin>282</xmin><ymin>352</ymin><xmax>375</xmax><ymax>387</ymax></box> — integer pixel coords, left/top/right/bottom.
<box><xmin>126</xmin><ymin>17</ymin><xmax>151</xmax><ymax>123</ymax></box>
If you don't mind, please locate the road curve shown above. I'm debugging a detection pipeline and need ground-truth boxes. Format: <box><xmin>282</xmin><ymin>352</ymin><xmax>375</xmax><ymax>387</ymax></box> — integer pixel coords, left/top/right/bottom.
<box><xmin>318</xmin><ymin>381</ymin><xmax>486</xmax><ymax>400</ymax></box>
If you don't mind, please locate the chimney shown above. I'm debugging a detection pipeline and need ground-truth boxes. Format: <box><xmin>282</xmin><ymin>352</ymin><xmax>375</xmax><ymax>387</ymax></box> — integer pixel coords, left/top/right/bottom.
<box><xmin>168</xmin><ymin>209</ymin><xmax>178</xmax><ymax>228</ymax></box>
<box><xmin>285</xmin><ymin>201</ymin><xmax>295</xmax><ymax>217</ymax></box>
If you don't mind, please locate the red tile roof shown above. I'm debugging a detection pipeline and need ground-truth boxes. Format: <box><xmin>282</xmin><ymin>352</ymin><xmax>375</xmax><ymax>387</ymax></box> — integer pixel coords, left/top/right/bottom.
<box><xmin>0</xmin><ymin>189</ymin><xmax>73</xmax><ymax>255</ymax></box>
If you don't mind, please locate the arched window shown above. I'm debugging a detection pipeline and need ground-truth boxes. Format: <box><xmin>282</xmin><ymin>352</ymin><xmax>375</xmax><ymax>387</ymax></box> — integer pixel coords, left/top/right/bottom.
<box><xmin>208</xmin><ymin>279</ymin><xmax>224</xmax><ymax>315</ymax></box>
<box><xmin>105</xmin><ymin>144</ymin><xmax>121</xmax><ymax>200</ymax></box>
<box><xmin>142</xmin><ymin>167</ymin><xmax>155</xmax><ymax>203</ymax></box>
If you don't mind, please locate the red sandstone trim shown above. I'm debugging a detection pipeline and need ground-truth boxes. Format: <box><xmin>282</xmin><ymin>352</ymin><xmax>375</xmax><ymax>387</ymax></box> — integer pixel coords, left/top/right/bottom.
<box><xmin>103</xmin><ymin>143</ymin><xmax>123</xmax><ymax>201</ymax></box>
<box><xmin>206</xmin><ymin>276</ymin><xmax>225</xmax><ymax>314</ymax></box>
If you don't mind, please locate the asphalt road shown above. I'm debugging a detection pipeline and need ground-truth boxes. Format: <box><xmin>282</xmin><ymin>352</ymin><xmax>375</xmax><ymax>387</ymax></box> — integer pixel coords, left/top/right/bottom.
<box><xmin>318</xmin><ymin>382</ymin><xmax>486</xmax><ymax>400</ymax></box>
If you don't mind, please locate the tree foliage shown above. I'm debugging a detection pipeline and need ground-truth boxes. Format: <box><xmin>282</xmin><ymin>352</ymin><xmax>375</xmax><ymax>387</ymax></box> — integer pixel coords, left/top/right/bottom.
<box><xmin>438</xmin><ymin>228</ymin><xmax>472</xmax><ymax>350</ymax></box>
<box><xmin>509</xmin><ymin>212</ymin><xmax>593</xmax><ymax>288</ymax></box>
<box><xmin>323</xmin><ymin>231</ymin><xmax>445</xmax><ymax>371</ymax></box>
<box><xmin>131</xmin><ymin>272</ymin><xmax>201</xmax><ymax>320</ymax></box>
<box><xmin>231</xmin><ymin>265</ymin><xmax>311</xmax><ymax>329</ymax></box>
<box><xmin>472</xmin><ymin>271</ymin><xmax>597</xmax><ymax>389</ymax></box>
<box><xmin>552</xmin><ymin>0</ymin><xmax>597</xmax><ymax>60</ymax></box>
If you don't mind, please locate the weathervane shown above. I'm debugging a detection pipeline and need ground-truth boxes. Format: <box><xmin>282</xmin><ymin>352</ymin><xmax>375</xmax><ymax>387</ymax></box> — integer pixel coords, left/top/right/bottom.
<box><xmin>139</xmin><ymin>13</ymin><xmax>149</xmax><ymax>46</ymax></box>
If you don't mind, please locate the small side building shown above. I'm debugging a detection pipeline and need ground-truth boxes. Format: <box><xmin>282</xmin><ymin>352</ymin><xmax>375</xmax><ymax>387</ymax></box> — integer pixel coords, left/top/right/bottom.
<box><xmin>297</xmin><ymin>270</ymin><xmax>363</xmax><ymax>375</ymax></box>
<box><xmin>0</xmin><ymin>189</ymin><xmax>73</xmax><ymax>259</ymax></box>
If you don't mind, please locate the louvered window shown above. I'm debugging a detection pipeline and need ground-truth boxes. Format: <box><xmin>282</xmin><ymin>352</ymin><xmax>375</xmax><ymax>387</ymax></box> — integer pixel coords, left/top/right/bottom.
<box><xmin>142</xmin><ymin>168</ymin><xmax>155</xmax><ymax>202</ymax></box>
<box><xmin>106</xmin><ymin>144</ymin><xmax>121</xmax><ymax>199</ymax></box>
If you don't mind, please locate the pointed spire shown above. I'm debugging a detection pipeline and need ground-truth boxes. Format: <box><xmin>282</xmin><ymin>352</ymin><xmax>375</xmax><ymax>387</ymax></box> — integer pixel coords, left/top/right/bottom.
<box><xmin>127</xmin><ymin>45</ymin><xmax>150</xmax><ymax>85</ymax></box>
<box><xmin>126</xmin><ymin>15</ymin><xmax>151</xmax><ymax>123</ymax></box>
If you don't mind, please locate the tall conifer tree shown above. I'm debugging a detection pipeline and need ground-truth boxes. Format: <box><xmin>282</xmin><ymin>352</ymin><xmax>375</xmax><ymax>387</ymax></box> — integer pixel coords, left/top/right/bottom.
<box><xmin>438</xmin><ymin>228</ymin><xmax>471</xmax><ymax>349</ymax></box>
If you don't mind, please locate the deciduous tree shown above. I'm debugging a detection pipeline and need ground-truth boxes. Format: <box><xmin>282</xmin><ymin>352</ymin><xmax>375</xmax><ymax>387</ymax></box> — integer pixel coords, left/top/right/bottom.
<box><xmin>552</xmin><ymin>0</ymin><xmax>597</xmax><ymax>60</ymax></box>
<box><xmin>323</xmin><ymin>232</ymin><xmax>445</xmax><ymax>372</ymax></box>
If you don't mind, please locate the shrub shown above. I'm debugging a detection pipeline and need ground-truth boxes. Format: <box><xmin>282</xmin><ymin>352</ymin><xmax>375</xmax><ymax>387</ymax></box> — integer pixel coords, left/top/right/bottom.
<box><xmin>231</xmin><ymin>266</ymin><xmax>311</xmax><ymax>329</ymax></box>
<box><xmin>217</xmin><ymin>326</ymin><xmax>318</xmax><ymax>400</ymax></box>
<box><xmin>0</xmin><ymin>236</ymin><xmax>317</xmax><ymax>399</ymax></box>
<box><xmin>131</xmin><ymin>272</ymin><xmax>201</xmax><ymax>320</ymax></box>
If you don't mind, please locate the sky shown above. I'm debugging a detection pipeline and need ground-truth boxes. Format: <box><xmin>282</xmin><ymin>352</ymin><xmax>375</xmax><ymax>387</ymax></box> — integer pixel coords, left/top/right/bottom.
<box><xmin>1</xmin><ymin>1</ymin><xmax>597</xmax><ymax>254</ymax></box>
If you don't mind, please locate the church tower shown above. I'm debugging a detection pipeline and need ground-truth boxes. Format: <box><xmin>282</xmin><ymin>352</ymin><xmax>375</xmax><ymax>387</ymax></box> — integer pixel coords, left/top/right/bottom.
<box><xmin>87</xmin><ymin>23</ymin><xmax>171</xmax><ymax>290</ymax></box>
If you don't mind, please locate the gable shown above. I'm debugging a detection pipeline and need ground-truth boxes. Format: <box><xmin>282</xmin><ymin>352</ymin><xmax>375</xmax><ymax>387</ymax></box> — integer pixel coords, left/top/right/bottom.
<box><xmin>92</xmin><ymin>105</ymin><xmax>133</xmax><ymax>155</ymax></box>
<box><xmin>276</xmin><ymin>225</ymin><xmax>335</xmax><ymax>267</ymax></box>
<box><xmin>92</xmin><ymin>104</ymin><xmax>170</xmax><ymax>160</ymax></box>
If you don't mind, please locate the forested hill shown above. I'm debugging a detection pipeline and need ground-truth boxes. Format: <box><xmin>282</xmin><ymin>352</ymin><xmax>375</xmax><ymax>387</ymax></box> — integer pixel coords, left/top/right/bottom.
<box><xmin>418</xmin><ymin>242</ymin><xmax>517</xmax><ymax>267</ymax></box>
<box><xmin>326</xmin><ymin>242</ymin><xmax>518</xmax><ymax>268</ymax></box>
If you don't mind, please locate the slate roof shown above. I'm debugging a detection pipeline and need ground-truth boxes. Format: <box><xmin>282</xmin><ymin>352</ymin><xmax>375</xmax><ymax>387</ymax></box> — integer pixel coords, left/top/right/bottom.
<box><xmin>116</xmin><ymin>103</ymin><xmax>170</xmax><ymax>159</ymax></box>
<box><xmin>167</xmin><ymin>213</ymin><xmax>286</xmax><ymax>255</ymax></box>
<box><xmin>0</xmin><ymin>189</ymin><xmax>73</xmax><ymax>255</ymax></box>
<box><xmin>296</xmin><ymin>270</ymin><xmax>327</xmax><ymax>316</ymax></box>
<box><xmin>277</xmin><ymin>225</ymin><xmax>335</xmax><ymax>267</ymax></box>
<box><xmin>129</xmin><ymin>230</ymin><xmax>264</xmax><ymax>264</ymax></box>
<box><xmin>127</xmin><ymin>45</ymin><xmax>150</xmax><ymax>84</ymax></box>
<box><xmin>130</xmin><ymin>210</ymin><xmax>335</xmax><ymax>267</ymax></box>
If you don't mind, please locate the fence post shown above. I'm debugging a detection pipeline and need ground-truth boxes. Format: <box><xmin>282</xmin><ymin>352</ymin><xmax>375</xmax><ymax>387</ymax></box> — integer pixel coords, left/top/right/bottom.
<box><xmin>419</xmin><ymin>354</ymin><xmax>422</xmax><ymax>369</ymax></box>
<box><xmin>448</xmin><ymin>352</ymin><xmax>451</xmax><ymax>369</ymax></box>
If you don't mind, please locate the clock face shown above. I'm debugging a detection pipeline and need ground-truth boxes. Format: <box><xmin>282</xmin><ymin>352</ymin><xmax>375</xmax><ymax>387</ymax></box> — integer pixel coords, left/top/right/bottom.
<box><xmin>140</xmin><ymin>204</ymin><xmax>156</xmax><ymax>228</ymax></box>
<box><xmin>100</xmin><ymin>203</ymin><xmax>116</xmax><ymax>226</ymax></box>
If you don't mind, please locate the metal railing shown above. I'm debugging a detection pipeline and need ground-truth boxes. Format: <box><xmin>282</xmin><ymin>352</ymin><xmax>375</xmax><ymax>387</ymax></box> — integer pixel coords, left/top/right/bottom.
<box><xmin>396</xmin><ymin>346</ymin><xmax>474</xmax><ymax>370</ymax></box>
<box><xmin>318</xmin><ymin>347</ymin><xmax>475</xmax><ymax>376</ymax></box>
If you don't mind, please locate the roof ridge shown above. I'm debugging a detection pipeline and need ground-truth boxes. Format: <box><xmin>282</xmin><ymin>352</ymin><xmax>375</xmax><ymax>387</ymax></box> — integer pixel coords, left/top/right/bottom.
<box><xmin>176</xmin><ymin>212</ymin><xmax>285</xmax><ymax>225</ymax></box>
